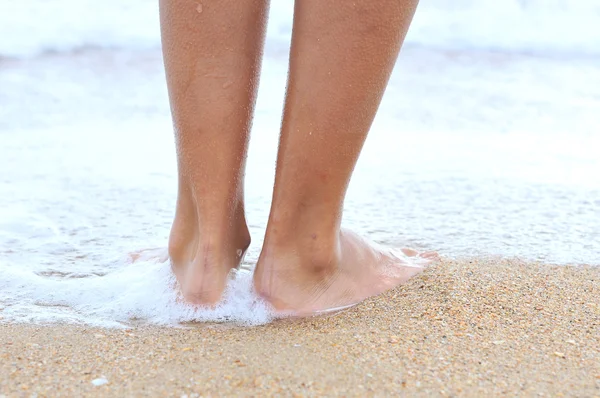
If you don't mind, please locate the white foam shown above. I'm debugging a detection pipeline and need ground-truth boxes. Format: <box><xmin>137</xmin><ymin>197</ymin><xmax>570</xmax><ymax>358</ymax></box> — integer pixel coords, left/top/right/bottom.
<box><xmin>0</xmin><ymin>259</ymin><xmax>274</xmax><ymax>328</ymax></box>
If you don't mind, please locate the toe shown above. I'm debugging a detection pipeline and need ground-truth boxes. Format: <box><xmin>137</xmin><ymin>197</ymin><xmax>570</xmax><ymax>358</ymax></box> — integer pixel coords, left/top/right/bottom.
<box><xmin>401</xmin><ymin>248</ymin><xmax>419</xmax><ymax>257</ymax></box>
<box><xmin>420</xmin><ymin>251</ymin><xmax>440</xmax><ymax>260</ymax></box>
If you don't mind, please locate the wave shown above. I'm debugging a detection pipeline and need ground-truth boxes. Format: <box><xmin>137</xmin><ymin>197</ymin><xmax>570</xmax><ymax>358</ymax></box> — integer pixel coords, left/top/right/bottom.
<box><xmin>2</xmin><ymin>1</ymin><xmax>599</xmax><ymax>58</ymax></box>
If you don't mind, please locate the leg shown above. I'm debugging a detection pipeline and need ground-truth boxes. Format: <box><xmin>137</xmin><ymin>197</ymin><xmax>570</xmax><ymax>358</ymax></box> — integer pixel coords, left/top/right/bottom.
<box><xmin>254</xmin><ymin>0</ymin><xmax>436</xmax><ymax>314</ymax></box>
<box><xmin>160</xmin><ymin>0</ymin><xmax>269</xmax><ymax>304</ymax></box>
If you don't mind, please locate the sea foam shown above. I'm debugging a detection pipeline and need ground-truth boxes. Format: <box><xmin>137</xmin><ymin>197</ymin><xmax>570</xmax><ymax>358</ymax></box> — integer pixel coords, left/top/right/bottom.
<box><xmin>0</xmin><ymin>259</ymin><xmax>274</xmax><ymax>328</ymax></box>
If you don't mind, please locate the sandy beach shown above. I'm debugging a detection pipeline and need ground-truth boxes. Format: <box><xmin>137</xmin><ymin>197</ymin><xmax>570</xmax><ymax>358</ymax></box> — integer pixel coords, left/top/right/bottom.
<box><xmin>2</xmin><ymin>1</ymin><xmax>600</xmax><ymax>396</ymax></box>
<box><xmin>1</xmin><ymin>258</ymin><xmax>598</xmax><ymax>397</ymax></box>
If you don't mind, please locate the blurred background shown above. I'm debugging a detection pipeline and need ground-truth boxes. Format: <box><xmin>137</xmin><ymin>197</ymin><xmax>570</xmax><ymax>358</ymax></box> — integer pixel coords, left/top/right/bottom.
<box><xmin>1</xmin><ymin>0</ymin><xmax>599</xmax><ymax>325</ymax></box>
<box><xmin>2</xmin><ymin>0</ymin><xmax>600</xmax><ymax>57</ymax></box>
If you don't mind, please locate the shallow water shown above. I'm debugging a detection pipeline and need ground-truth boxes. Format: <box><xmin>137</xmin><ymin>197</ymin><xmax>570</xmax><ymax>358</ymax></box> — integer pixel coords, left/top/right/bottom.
<box><xmin>1</xmin><ymin>2</ymin><xmax>599</xmax><ymax>327</ymax></box>
<box><xmin>3</xmin><ymin>0</ymin><xmax>600</xmax><ymax>57</ymax></box>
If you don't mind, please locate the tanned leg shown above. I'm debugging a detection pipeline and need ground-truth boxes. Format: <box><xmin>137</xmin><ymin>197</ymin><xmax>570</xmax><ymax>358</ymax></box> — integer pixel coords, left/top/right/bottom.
<box><xmin>160</xmin><ymin>0</ymin><xmax>269</xmax><ymax>304</ymax></box>
<box><xmin>254</xmin><ymin>0</ymin><xmax>437</xmax><ymax>314</ymax></box>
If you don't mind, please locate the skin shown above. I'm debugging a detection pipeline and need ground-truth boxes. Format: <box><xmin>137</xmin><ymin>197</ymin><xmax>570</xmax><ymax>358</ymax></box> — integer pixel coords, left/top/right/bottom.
<box><xmin>160</xmin><ymin>0</ymin><xmax>437</xmax><ymax>314</ymax></box>
<box><xmin>159</xmin><ymin>0</ymin><xmax>267</xmax><ymax>303</ymax></box>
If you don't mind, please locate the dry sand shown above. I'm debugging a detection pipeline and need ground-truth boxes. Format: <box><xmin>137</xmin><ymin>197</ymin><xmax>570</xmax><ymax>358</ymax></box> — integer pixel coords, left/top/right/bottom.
<box><xmin>1</xmin><ymin>259</ymin><xmax>599</xmax><ymax>397</ymax></box>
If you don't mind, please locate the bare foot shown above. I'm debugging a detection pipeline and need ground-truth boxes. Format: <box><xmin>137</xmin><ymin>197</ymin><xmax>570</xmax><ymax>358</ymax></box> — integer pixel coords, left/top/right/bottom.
<box><xmin>168</xmin><ymin>201</ymin><xmax>251</xmax><ymax>305</ymax></box>
<box><xmin>254</xmin><ymin>229</ymin><xmax>437</xmax><ymax>315</ymax></box>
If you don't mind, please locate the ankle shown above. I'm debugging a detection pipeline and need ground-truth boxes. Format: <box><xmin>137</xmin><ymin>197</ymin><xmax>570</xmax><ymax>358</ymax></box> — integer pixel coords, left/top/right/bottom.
<box><xmin>168</xmin><ymin>191</ymin><xmax>250</xmax><ymax>264</ymax></box>
<box><xmin>261</xmin><ymin>221</ymin><xmax>341</xmax><ymax>273</ymax></box>
<box><xmin>269</xmin><ymin>198</ymin><xmax>341</xmax><ymax>239</ymax></box>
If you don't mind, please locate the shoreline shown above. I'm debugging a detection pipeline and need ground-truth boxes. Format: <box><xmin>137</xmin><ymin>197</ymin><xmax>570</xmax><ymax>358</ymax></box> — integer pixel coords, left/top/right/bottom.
<box><xmin>1</xmin><ymin>259</ymin><xmax>598</xmax><ymax>396</ymax></box>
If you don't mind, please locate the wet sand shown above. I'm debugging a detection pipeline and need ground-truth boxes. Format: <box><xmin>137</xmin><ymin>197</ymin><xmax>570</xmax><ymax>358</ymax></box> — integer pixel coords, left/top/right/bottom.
<box><xmin>1</xmin><ymin>259</ymin><xmax>599</xmax><ymax>397</ymax></box>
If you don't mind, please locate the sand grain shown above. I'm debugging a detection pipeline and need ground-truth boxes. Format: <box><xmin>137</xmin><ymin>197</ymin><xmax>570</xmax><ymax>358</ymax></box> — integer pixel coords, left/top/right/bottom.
<box><xmin>1</xmin><ymin>259</ymin><xmax>599</xmax><ymax>396</ymax></box>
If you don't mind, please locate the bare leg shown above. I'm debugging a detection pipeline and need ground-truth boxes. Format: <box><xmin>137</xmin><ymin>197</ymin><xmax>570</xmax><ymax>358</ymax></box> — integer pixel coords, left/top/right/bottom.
<box><xmin>254</xmin><ymin>0</ymin><xmax>436</xmax><ymax>314</ymax></box>
<box><xmin>160</xmin><ymin>0</ymin><xmax>268</xmax><ymax>304</ymax></box>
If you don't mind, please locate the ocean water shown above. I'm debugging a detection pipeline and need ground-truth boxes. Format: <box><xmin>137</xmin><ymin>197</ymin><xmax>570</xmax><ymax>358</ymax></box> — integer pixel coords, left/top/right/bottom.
<box><xmin>2</xmin><ymin>0</ymin><xmax>600</xmax><ymax>57</ymax></box>
<box><xmin>0</xmin><ymin>1</ymin><xmax>599</xmax><ymax>327</ymax></box>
